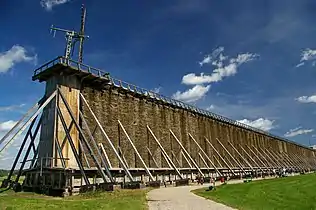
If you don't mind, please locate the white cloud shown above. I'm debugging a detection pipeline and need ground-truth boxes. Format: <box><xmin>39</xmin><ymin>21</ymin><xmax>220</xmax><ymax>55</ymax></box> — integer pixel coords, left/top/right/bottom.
<box><xmin>300</xmin><ymin>48</ymin><xmax>316</xmax><ymax>62</ymax></box>
<box><xmin>172</xmin><ymin>85</ymin><xmax>210</xmax><ymax>103</ymax></box>
<box><xmin>0</xmin><ymin>45</ymin><xmax>36</xmax><ymax>73</ymax></box>
<box><xmin>40</xmin><ymin>0</ymin><xmax>72</xmax><ymax>11</ymax></box>
<box><xmin>296</xmin><ymin>62</ymin><xmax>305</xmax><ymax>68</ymax></box>
<box><xmin>296</xmin><ymin>48</ymin><xmax>316</xmax><ymax>67</ymax></box>
<box><xmin>284</xmin><ymin>127</ymin><xmax>314</xmax><ymax>137</ymax></box>
<box><xmin>0</xmin><ymin>121</ymin><xmax>17</xmax><ymax>132</ymax></box>
<box><xmin>296</xmin><ymin>95</ymin><xmax>316</xmax><ymax>103</ymax></box>
<box><xmin>199</xmin><ymin>47</ymin><xmax>224</xmax><ymax>67</ymax></box>
<box><xmin>152</xmin><ymin>87</ymin><xmax>162</xmax><ymax>94</ymax></box>
<box><xmin>183</xmin><ymin>49</ymin><xmax>258</xmax><ymax>85</ymax></box>
<box><xmin>237</xmin><ymin>118</ymin><xmax>275</xmax><ymax>131</ymax></box>
<box><xmin>206</xmin><ymin>105</ymin><xmax>215</xmax><ymax>111</ymax></box>
<box><xmin>0</xmin><ymin>104</ymin><xmax>25</xmax><ymax>112</ymax></box>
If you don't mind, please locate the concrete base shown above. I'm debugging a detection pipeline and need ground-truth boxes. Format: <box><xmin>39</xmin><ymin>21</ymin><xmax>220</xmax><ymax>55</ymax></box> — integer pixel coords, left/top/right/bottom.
<box><xmin>147</xmin><ymin>181</ymin><xmax>161</xmax><ymax>188</ymax></box>
<box><xmin>175</xmin><ymin>179</ymin><xmax>189</xmax><ymax>187</ymax></box>
<box><xmin>96</xmin><ymin>183</ymin><xmax>121</xmax><ymax>191</ymax></box>
<box><xmin>121</xmin><ymin>181</ymin><xmax>146</xmax><ymax>189</ymax></box>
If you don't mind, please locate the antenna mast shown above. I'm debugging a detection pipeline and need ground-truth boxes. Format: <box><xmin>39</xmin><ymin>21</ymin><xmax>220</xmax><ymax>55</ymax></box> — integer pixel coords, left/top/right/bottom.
<box><xmin>50</xmin><ymin>4</ymin><xmax>89</xmax><ymax>62</ymax></box>
<box><xmin>78</xmin><ymin>4</ymin><xmax>86</xmax><ymax>63</ymax></box>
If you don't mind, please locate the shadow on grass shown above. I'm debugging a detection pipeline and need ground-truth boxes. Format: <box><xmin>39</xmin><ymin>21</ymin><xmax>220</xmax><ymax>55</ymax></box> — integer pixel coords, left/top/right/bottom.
<box><xmin>0</xmin><ymin>187</ymin><xmax>10</xmax><ymax>193</ymax></box>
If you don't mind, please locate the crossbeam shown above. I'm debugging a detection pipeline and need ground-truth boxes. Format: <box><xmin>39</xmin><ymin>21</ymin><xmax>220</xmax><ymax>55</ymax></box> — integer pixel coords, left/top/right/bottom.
<box><xmin>170</xmin><ymin>130</ymin><xmax>204</xmax><ymax>177</ymax></box>
<box><xmin>147</xmin><ymin>126</ymin><xmax>183</xmax><ymax>179</ymax></box>
<box><xmin>118</xmin><ymin>120</ymin><xmax>154</xmax><ymax>181</ymax></box>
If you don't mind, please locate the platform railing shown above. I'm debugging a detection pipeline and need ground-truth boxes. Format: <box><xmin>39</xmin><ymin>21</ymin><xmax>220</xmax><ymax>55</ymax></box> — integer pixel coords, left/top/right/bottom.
<box><xmin>33</xmin><ymin>56</ymin><xmax>109</xmax><ymax>78</ymax></box>
<box><xmin>32</xmin><ymin>56</ymin><xmax>310</xmax><ymax>150</ymax></box>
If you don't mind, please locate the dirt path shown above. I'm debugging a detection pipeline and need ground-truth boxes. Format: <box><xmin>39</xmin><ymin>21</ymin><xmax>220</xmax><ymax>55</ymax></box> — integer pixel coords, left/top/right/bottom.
<box><xmin>147</xmin><ymin>176</ymin><xmax>282</xmax><ymax>210</ymax></box>
<box><xmin>147</xmin><ymin>181</ymin><xmax>239</xmax><ymax>210</ymax></box>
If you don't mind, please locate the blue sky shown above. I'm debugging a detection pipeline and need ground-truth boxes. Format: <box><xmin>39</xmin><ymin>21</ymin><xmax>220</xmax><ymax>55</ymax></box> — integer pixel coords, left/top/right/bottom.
<box><xmin>1</xmin><ymin>0</ymin><xmax>316</xmax><ymax>168</ymax></box>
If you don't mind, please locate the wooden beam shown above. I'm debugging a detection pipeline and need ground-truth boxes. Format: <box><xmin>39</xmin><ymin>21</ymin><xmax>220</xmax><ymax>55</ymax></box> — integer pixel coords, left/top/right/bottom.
<box><xmin>170</xmin><ymin>130</ymin><xmax>204</xmax><ymax>177</ymax></box>
<box><xmin>147</xmin><ymin>126</ymin><xmax>183</xmax><ymax>179</ymax></box>
<box><xmin>118</xmin><ymin>120</ymin><xmax>154</xmax><ymax>181</ymax></box>
<box><xmin>80</xmin><ymin>93</ymin><xmax>134</xmax><ymax>182</ymax></box>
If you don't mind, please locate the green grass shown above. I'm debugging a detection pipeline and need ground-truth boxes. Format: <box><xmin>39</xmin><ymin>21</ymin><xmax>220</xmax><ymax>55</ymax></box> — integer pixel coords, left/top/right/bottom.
<box><xmin>193</xmin><ymin>173</ymin><xmax>316</xmax><ymax>210</ymax></box>
<box><xmin>0</xmin><ymin>189</ymin><xmax>148</xmax><ymax>210</ymax></box>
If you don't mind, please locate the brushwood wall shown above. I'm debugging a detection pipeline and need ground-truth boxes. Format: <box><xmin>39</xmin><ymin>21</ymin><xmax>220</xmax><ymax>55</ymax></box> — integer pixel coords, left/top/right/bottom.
<box><xmin>81</xmin><ymin>84</ymin><xmax>316</xmax><ymax>169</ymax></box>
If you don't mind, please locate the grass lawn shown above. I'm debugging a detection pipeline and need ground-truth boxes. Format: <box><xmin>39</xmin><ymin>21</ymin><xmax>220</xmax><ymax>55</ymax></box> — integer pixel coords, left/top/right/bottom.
<box><xmin>0</xmin><ymin>188</ymin><xmax>148</xmax><ymax>210</ymax></box>
<box><xmin>193</xmin><ymin>173</ymin><xmax>316</xmax><ymax>210</ymax></box>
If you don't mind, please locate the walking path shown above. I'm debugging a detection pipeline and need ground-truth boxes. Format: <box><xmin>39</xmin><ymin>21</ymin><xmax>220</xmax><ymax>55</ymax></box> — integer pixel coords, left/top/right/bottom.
<box><xmin>147</xmin><ymin>176</ymin><xmax>282</xmax><ymax>210</ymax></box>
<box><xmin>147</xmin><ymin>181</ymin><xmax>239</xmax><ymax>210</ymax></box>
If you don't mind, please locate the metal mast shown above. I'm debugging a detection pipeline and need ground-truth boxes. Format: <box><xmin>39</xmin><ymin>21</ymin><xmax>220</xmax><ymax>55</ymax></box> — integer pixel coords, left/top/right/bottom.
<box><xmin>50</xmin><ymin>4</ymin><xmax>88</xmax><ymax>61</ymax></box>
<box><xmin>78</xmin><ymin>4</ymin><xmax>86</xmax><ymax>63</ymax></box>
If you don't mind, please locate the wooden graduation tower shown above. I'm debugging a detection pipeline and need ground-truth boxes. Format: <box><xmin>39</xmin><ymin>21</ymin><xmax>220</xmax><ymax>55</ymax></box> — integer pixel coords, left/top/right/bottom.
<box><xmin>1</xmin><ymin>5</ymin><xmax>316</xmax><ymax>197</ymax></box>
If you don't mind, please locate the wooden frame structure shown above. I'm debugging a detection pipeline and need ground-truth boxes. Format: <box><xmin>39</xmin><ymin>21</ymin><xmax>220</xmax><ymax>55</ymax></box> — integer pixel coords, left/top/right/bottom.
<box><xmin>1</xmin><ymin>57</ymin><xmax>315</xmax><ymax>196</ymax></box>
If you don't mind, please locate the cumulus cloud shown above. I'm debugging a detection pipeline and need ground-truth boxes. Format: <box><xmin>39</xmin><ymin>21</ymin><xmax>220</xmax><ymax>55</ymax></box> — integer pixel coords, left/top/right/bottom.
<box><xmin>284</xmin><ymin>127</ymin><xmax>314</xmax><ymax>137</ymax></box>
<box><xmin>173</xmin><ymin>47</ymin><xmax>257</xmax><ymax>103</ymax></box>
<box><xmin>0</xmin><ymin>120</ymin><xmax>17</xmax><ymax>132</ymax></box>
<box><xmin>300</xmin><ymin>48</ymin><xmax>316</xmax><ymax>62</ymax></box>
<box><xmin>183</xmin><ymin>47</ymin><xmax>258</xmax><ymax>85</ymax></box>
<box><xmin>152</xmin><ymin>87</ymin><xmax>162</xmax><ymax>94</ymax></box>
<box><xmin>0</xmin><ymin>45</ymin><xmax>36</xmax><ymax>73</ymax></box>
<box><xmin>40</xmin><ymin>0</ymin><xmax>72</xmax><ymax>11</ymax></box>
<box><xmin>172</xmin><ymin>85</ymin><xmax>210</xmax><ymax>103</ymax></box>
<box><xmin>0</xmin><ymin>104</ymin><xmax>25</xmax><ymax>112</ymax></box>
<box><xmin>206</xmin><ymin>105</ymin><xmax>215</xmax><ymax>111</ymax></box>
<box><xmin>237</xmin><ymin>118</ymin><xmax>275</xmax><ymax>131</ymax></box>
<box><xmin>199</xmin><ymin>46</ymin><xmax>224</xmax><ymax>66</ymax></box>
<box><xmin>296</xmin><ymin>48</ymin><xmax>316</xmax><ymax>67</ymax></box>
<box><xmin>296</xmin><ymin>95</ymin><xmax>316</xmax><ymax>103</ymax></box>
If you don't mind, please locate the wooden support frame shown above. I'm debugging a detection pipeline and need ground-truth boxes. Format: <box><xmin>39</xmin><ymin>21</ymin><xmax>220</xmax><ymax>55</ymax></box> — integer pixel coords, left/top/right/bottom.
<box><xmin>118</xmin><ymin>120</ymin><xmax>155</xmax><ymax>181</ymax></box>
<box><xmin>78</xmin><ymin>141</ymin><xmax>91</xmax><ymax>168</ymax></box>
<box><xmin>80</xmin><ymin>93</ymin><xmax>134</xmax><ymax>182</ymax></box>
<box><xmin>59</xmin><ymin>90</ymin><xmax>112</xmax><ymax>184</ymax></box>
<box><xmin>57</xmin><ymin>106</ymin><xmax>90</xmax><ymax>185</ymax></box>
<box><xmin>0</xmin><ymin>91</ymin><xmax>57</xmax><ymax>154</ymax></box>
<box><xmin>15</xmin><ymin>116</ymin><xmax>42</xmax><ymax>183</ymax></box>
<box><xmin>264</xmin><ymin>149</ymin><xmax>286</xmax><ymax>169</ymax></box>
<box><xmin>246</xmin><ymin>145</ymin><xmax>268</xmax><ymax>169</ymax></box>
<box><xmin>199</xmin><ymin>153</ymin><xmax>210</xmax><ymax>169</ymax></box>
<box><xmin>251</xmin><ymin>145</ymin><xmax>273</xmax><ymax>169</ymax></box>
<box><xmin>118</xmin><ymin>147</ymin><xmax>130</xmax><ymax>168</ymax></box>
<box><xmin>228</xmin><ymin>141</ymin><xmax>253</xmax><ymax>170</ymax></box>
<box><xmin>257</xmin><ymin>147</ymin><xmax>278</xmax><ymax>168</ymax></box>
<box><xmin>204</xmin><ymin>137</ymin><xmax>233</xmax><ymax>176</ymax></box>
<box><xmin>80</xmin><ymin>111</ymin><xmax>114</xmax><ymax>182</ymax></box>
<box><xmin>188</xmin><ymin>134</ymin><xmax>221</xmax><ymax>175</ymax></box>
<box><xmin>292</xmin><ymin>152</ymin><xmax>311</xmax><ymax>169</ymax></box>
<box><xmin>287</xmin><ymin>152</ymin><xmax>306</xmax><ymax>169</ymax></box>
<box><xmin>281</xmin><ymin>152</ymin><xmax>303</xmax><ymax>170</ymax></box>
<box><xmin>99</xmin><ymin>143</ymin><xmax>112</xmax><ymax>169</ymax></box>
<box><xmin>146</xmin><ymin>147</ymin><xmax>160</xmax><ymax>168</ymax></box>
<box><xmin>6</xmin><ymin>116</ymin><xmax>38</xmax><ymax>182</ymax></box>
<box><xmin>239</xmin><ymin>144</ymin><xmax>264</xmax><ymax>173</ymax></box>
<box><xmin>171</xmin><ymin>151</ymin><xmax>182</xmax><ymax>167</ymax></box>
<box><xmin>213</xmin><ymin>155</ymin><xmax>223</xmax><ymax>168</ymax></box>
<box><xmin>276</xmin><ymin>150</ymin><xmax>300</xmax><ymax>170</ymax></box>
<box><xmin>147</xmin><ymin>125</ymin><xmax>183</xmax><ymax>179</ymax></box>
<box><xmin>170</xmin><ymin>130</ymin><xmax>204</xmax><ymax>177</ymax></box>
<box><xmin>181</xmin><ymin>150</ymin><xmax>193</xmax><ymax>169</ymax></box>
<box><xmin>0</xmin><ymin>98</ymin><xmax>41</xmax><ymax>147</ymax></box>
<box><xmin>217</xmin><ymin>138</ymin><xmax>246</xmax><ymax>175</ymax></box>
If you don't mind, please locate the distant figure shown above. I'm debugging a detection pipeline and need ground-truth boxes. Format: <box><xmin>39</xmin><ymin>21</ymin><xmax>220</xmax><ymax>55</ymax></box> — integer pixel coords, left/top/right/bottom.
<box><xmin>282</xmin><ymin>167</ymin><xmax>286</xmax><ymax>176</ymax></box>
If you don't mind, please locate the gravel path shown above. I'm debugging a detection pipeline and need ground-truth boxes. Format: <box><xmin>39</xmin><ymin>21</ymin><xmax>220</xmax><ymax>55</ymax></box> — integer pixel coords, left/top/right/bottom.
<box><xmin>147</xmin><ymin>174</ymin><xmax>300</xmax><ymax>210</ymax></box>
<box><xmin>147</xmin><ymin>181</ymin><xmax>239</xmax><ymax>210</ymax></box>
